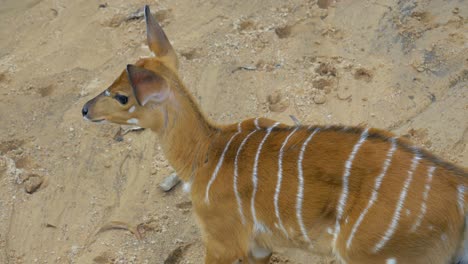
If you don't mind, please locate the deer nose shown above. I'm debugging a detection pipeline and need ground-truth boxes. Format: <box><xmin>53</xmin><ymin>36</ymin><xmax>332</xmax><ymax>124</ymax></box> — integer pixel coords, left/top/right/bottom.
<box><xmin>82</xmin><ymin>104</ymin><xmax>89</xmax><ymax>117</ymax></box>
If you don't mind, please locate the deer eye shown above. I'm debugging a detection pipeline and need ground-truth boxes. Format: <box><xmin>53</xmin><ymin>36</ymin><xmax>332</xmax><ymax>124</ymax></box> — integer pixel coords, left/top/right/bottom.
<box><xmin>115</xmin><ymin>94</ymin><xmax>128</xmax><ymax>105</ymax></box>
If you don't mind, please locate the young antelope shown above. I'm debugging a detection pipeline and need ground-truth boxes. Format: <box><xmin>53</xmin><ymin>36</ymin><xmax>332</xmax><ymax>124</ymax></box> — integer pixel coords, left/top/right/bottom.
<box><xmin>82</xmin><ymin>5</ymin><xmax>468</xmax><ymax>264</ymax></box>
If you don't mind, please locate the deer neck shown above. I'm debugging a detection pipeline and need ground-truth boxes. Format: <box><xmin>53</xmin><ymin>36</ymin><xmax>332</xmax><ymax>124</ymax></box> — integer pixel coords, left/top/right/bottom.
<box><xmin>153</xmin><ymin>82</ymin><xmax>217</xmax><ymax>182</ymax></box>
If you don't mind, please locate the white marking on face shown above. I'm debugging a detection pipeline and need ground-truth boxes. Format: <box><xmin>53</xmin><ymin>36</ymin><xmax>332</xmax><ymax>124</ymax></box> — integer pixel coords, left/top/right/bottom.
<box><xmin>411</xmin><ymin>166</ymin><xmax>436</xmax><ymax>232</ymax></box>
<box><xmin>386</xmin><ymin>258</ymin><xmax>397</xmax><ymax>264</ymax></box>
<box><xmin>104</xmin><ymin>90</ymin><xmax>110</xmax><ymax>96</ymax></box>
<box><xmin>458</xmin><ymin>185</ymin><xmax>465</xmax><ymax>215</ymax></box>
<box><xmin>297</xmin><ymin>128</ymin><xmax>320</xmax><ymax>244</ymax></box>
<box><xmin>128</xmin><ymin>106</ymin><xmax>136</xmax><ymax>113</ymax></box>
<box><xmin>406</xmin><ymin>209</ymin><xmax>411</xmax><ymax>216</ymax></box>
<box><xmin>327</xmin><ymin>227</ymin><xmax>334</xmax><ymax>235</ymax></box>
<box><xmin>251</xmin><ymin>122</ymin><xmax>280</xmax><ymax>233</ymax></box>
<box><xmin>333</xmin><ymin>128</ymin><xmax>369</xmax><ymax>246</ymax></box>
<box><xmin>346</xmin><ymin>138</ymin><xmax>397</xmax><ymax>249</ymax></box>
<box><xmin>234</xmin><ymin>128</ymin><xmax>257</xmax><ymax>225</ymax></box>
<box><xmin>374</xmin><ymin>153</ymin><xmax>421</xmax><ymax>253</ymax></box>
<box><xmin>205</xmin><ymin>123</ymin><xmax>242</xmax><ymax>204</ymax></box>
<box><xmin>275</xmin><ymin>127</ymin><xmax>300</xmax><ymax>237</ymax></box>
<box><xmin>127</xmin><ymin>118</ymin><xmax>139</xmax><ymax>125</ymax></box>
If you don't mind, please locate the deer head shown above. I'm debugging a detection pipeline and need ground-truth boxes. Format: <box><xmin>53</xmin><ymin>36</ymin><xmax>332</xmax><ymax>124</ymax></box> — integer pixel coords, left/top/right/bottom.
<box><xmin>82</xmin><ymin>5</ymin><xmax>180</xmax><ymax>132</ymax></box>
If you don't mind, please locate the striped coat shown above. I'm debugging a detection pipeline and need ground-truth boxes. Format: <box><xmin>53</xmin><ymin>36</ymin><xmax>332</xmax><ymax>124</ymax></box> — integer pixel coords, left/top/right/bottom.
<box><xmin>189</xmin><ymin>117</ymin><xmax>468</xmax><ymax>264</ymax></box>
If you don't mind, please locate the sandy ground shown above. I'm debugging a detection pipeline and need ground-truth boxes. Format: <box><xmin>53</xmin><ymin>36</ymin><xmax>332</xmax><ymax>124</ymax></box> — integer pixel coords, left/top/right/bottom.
<box><xmin>0</xmin><ymin>0</ymin><xmax>467</xmax><ymax>263</ymax></box>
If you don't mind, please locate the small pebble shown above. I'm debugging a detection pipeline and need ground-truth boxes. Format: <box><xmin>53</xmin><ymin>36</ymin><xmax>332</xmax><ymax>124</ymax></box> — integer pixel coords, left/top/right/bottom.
<box><xmin>159</xmin><ymin>173</ymin><xmax>180</xmax><ymax>192</ymax></box>
<box><xmin>24</xmin><ymin>175</ymin><xmax>43</xmax><ymax>194</ymax></box>
<box><xmin>313</xmin><ymin>93</ymin><xmax>327</xmax><ymax>104</ymax></box>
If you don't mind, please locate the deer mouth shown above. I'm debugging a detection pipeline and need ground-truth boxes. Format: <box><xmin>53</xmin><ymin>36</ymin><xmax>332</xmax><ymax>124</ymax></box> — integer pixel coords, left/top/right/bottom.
<box><xmin>83</xmin><ymin>116</ymin><xmax>108</xmax><ymax>124</ymax></box>
<box><xmin>91</xmin><ymin>119</ymin><xmax>108</xmax><ymax>124</ymax></box>
<box><xmin>93</xmin><ymin>119</ymin><xmax>107</xmax><ymax>124</ymax></box>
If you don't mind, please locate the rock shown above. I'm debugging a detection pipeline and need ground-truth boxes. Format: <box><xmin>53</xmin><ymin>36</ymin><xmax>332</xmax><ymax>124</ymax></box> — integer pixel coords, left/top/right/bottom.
<box><xmin>24</xmin><ymin>174</ymin><xmax>43</xmax><ymax>194</ymax></box>
<box><xmin>159</xmin><ymin>173</ymin><xmax>180</xmax><ymax>192</ymax></box>
<box><xmin>313</xmin><ymin>92</ymin><xmax>327</xmax><ymax>104</ymax></box>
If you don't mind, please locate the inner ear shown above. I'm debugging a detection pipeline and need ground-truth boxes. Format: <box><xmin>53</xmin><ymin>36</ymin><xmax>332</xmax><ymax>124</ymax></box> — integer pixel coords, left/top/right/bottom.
<box><xmin>126</xmin><ymin>64</ymin><xmax>170</xmax><ymax>106</ymax></box>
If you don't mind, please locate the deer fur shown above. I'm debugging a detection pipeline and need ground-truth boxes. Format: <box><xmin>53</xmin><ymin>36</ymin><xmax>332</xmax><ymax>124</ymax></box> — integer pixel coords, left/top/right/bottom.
<box><xmin>82</xmin><ymin>5</ymin><xmax>468</xmax><ymax>264</ymax></box>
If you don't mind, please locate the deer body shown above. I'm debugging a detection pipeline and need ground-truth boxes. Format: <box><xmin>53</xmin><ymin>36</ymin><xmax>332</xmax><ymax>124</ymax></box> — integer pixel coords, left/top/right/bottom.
<box><xmin>82</xmin><ymin>6</ymin><xmax>468</xmax><ymax>264</ymax></box>
<box><xmin>186</xmin><ymin>118</ymin><xmax>467</xmax><ymax>264</ymax></box>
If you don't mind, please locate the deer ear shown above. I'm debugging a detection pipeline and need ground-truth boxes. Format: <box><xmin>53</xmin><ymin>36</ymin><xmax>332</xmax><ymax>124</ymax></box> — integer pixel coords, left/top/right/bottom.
<box><xmin>144</xmin><ymin>5</ymin><xmax>179</xmax><ymax>70</ymax></box>
<box><xmin>126</xmin><ymin>64</ymin><xmax>170</xmax><ymax>106</ymax></box>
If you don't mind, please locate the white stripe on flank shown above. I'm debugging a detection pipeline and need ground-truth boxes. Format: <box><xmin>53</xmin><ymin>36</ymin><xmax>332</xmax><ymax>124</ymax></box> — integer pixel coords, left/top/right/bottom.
<box><xmin>254</xmin><ymin>118</ymin><xmax>261</xmax><ymax>130</ymax></box>
<box><xmin>346</xmin><ymin>137</ymin><xmax>398</xmax><ymax>249</ymax></box>
<box><xmin>374</xmin><ymin>153</ymin><xmax>422</xmax><ymax>253</ymax></box>
<box><xmin>410</xmin><ymin>166</ymin><xmax>436</xmax><ymax>232</ymax></box>
<box><xmin>458</xmin><ymin>185</ymin><xmax>465</xmax><ymax>215</ymax></box>
<box><xmin>297</xmin><ymin>128</ymin><xmax>321</xmax><ymax>243</ymax></box>
<box><xmin>234</xmin><ymin>128</ymin><xmax>258</xmax><ymax>225</ymax></box>
<box><xmin>251</xmin><ymin>122</ymin><xmax>280</xmax><ymax>233</ymax></box>
<box><xmin>205</xmin><ymin>123</ymin><xmax>242</xmax><ymax>204</ymax></box>
<box><xmin>275</xmin><ymin>127</ymin><xmax>300</xmax><ymax>236</ymax></box>
<box><xmin>333</xmin><ymin>128</ymin><xmax>369</xmax><ymax>246</ymax></box>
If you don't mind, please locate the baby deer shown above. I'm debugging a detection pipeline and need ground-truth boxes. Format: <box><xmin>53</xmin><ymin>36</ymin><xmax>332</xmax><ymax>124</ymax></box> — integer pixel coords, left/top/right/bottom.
<box><xmin>82</xmin><ymin>5</ymin><xmax>468</xmax><ymax>264</ymax></box>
